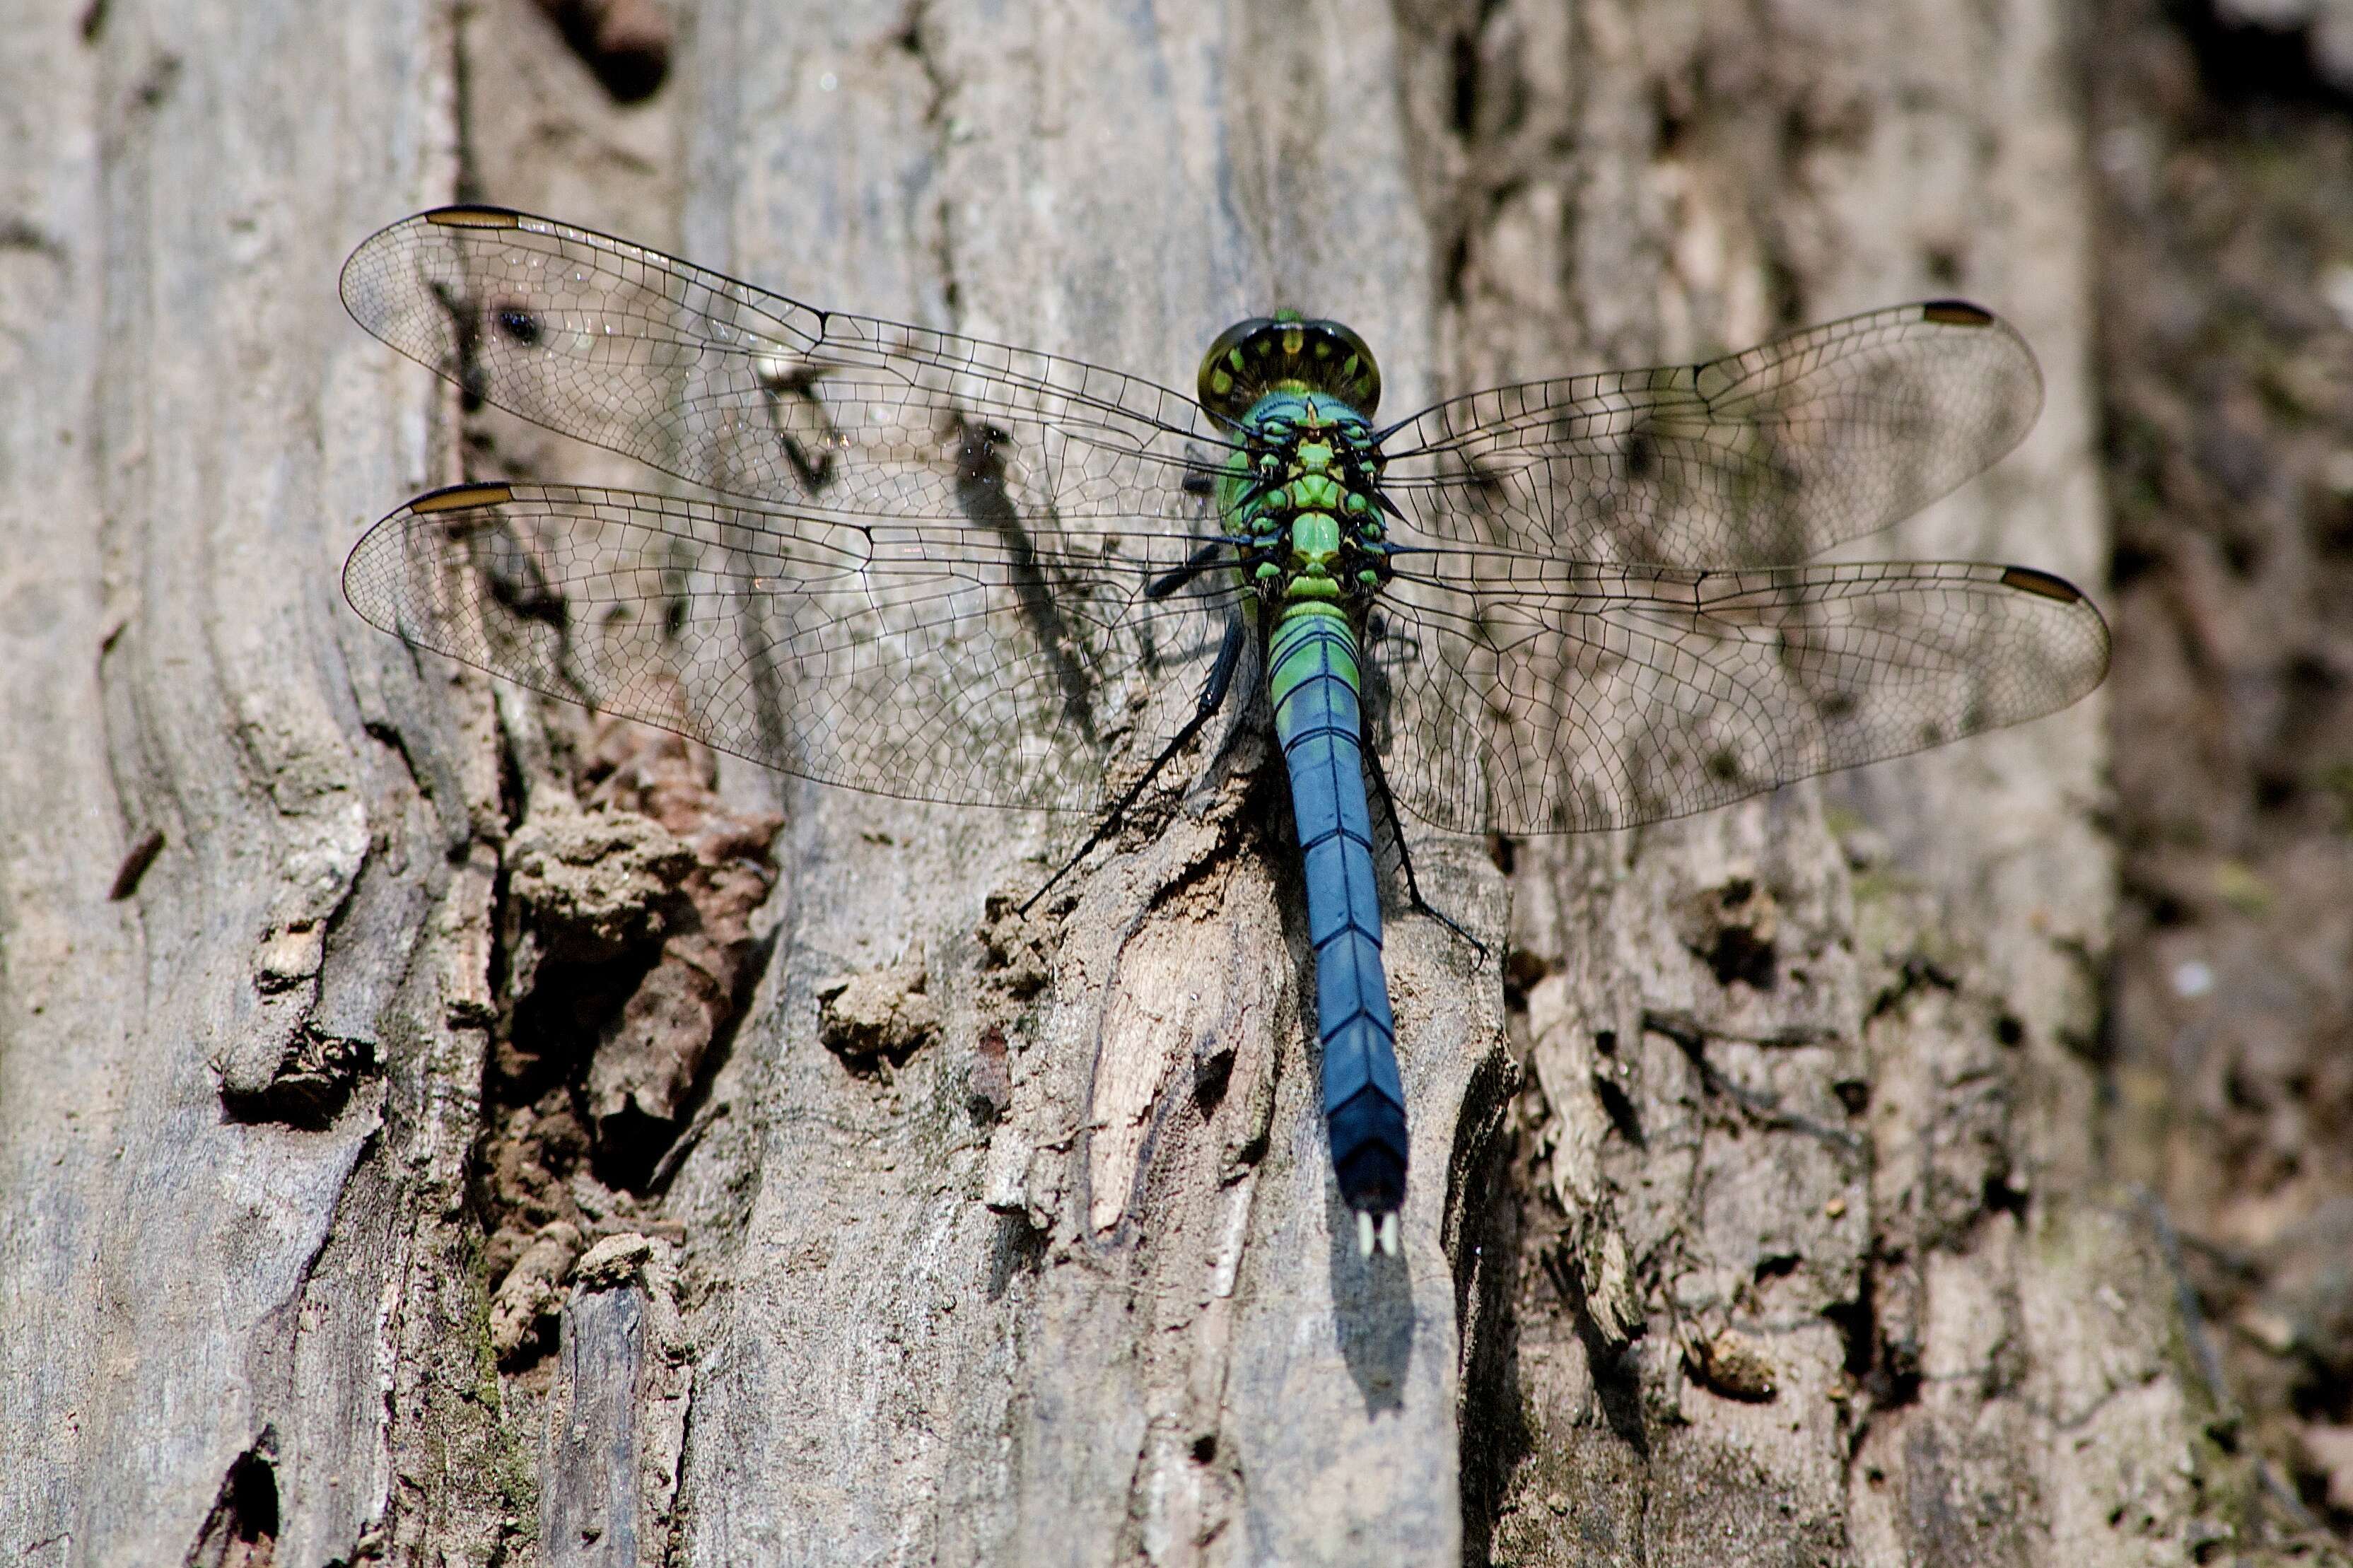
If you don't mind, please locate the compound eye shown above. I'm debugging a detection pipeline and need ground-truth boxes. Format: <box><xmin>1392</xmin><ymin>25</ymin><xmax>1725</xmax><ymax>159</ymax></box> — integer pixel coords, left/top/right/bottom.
<box><xmin>1196</xmin><ymin>315</ymin><xmax>1382</xmax><ymax>426</ymax></box>
<box><xmin>1198</xmin><ymin>316</ymin><xmax>1281</xmax><ymax>426</ymax></box>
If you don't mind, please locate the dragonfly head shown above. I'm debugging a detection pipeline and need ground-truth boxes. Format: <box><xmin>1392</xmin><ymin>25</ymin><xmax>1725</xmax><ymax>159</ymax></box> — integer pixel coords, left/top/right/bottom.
<box><xmin>1197</xmin><ymin>311</ymin><xmax>1382</xmax><ymax>428</ymax></box>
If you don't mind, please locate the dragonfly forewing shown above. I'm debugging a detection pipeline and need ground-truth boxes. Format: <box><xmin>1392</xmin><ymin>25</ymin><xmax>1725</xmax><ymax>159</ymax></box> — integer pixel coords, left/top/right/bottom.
<box><xmin>1377</xmin><ymin>301</ymin><xmax>2044</xmax><ymax>571</ymax></box>
<box><xmin>339</xmin><ymin>207</ymin><xmax>1231</xmax><ymax>525</ymax></box>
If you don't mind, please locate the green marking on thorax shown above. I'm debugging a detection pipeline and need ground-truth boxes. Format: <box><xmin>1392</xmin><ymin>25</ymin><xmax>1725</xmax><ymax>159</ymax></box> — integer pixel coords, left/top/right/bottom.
<box><xmin>1215</xmin><ymin>391</ymin><xmax>1384</xmax><ymax>599</ymax></box>
<box><xmin>1196</xmin><ymin>313</ymin><xmax>1389</xmax><ymax>667</ymax></box>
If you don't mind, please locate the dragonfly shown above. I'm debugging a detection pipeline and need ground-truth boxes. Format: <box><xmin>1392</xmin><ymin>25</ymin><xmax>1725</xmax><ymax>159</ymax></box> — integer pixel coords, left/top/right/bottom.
<box><xmin>339</xmin><ymin>207</ymin><xmax>2110</xmax><ymax>1257</ymax></box>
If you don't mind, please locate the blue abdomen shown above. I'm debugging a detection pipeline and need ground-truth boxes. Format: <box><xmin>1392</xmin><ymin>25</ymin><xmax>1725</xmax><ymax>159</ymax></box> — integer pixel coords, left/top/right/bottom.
<box><xmin>1266</xmin><ymin>605</ymin><xmax>1407</xmax><ymax>1217</ymax></box>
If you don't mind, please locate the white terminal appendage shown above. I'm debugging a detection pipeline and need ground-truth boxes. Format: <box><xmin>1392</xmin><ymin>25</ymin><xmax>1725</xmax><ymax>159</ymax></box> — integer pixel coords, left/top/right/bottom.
<box><xmin>1355</xmin><ymin>1211</ymin><xmax>1401</xmax><ymax>1258</ymax></box>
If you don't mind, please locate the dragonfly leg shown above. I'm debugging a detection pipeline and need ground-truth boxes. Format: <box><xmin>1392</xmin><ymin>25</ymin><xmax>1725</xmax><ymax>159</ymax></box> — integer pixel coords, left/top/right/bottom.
<box><xmin>1360</xmin><ymin>738</ymin><xmax>1490</xmax><ymax>966</ymax></box>
<box><xmin>1145</xmin><ymin>534</ymin><xmax>1230</xmax><ymax>599</ymax></box>
<box><xmin>1020</xmin><ymin>615</ymin><xmax>1246</xmax><ymax>916</ymax></box>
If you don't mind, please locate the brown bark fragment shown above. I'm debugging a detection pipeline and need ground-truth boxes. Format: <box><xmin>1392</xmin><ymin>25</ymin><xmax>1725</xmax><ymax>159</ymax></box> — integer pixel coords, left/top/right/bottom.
<box><xmin>1687</xmin><ymin>1327</ymin><xmax>1781</xmax><ymax>1403</ymax></box>
<box><xmin>491</xmin><ymin>1219</ymin><xmax>585</xmax><ymax>1364</ymax></box>
<box><xmin>815</xmin><ymin>966</ymin><xmax>940</xmax><ymax>1065</ymax></box>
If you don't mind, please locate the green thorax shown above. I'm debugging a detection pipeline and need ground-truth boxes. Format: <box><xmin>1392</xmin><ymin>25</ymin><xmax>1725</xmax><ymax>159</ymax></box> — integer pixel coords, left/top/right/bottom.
<box><xmin>1196</xmin><ymin>315</ymin><xmax>1392</xmax><ymax>621</ymax></box>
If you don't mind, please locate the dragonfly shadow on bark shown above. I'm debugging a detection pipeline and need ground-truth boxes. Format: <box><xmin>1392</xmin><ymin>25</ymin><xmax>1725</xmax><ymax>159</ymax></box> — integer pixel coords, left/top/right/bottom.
<box><xmin>1328</xmin><ymin>1182</ymin><xmax>1415</xmax><ymax>1415</ymax></box>
<box><xmin>954</xmin><ymin>411</ymin><xmax>1101</xmax><ymax>748</ymax></box>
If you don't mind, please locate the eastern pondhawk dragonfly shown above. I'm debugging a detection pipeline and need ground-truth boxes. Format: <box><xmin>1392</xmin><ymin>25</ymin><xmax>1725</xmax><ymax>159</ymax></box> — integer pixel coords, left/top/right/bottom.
<box><xmin>339</xmin><ymin>207</ymin><xmax>2109</xmax><ymax>1256</ymax></box>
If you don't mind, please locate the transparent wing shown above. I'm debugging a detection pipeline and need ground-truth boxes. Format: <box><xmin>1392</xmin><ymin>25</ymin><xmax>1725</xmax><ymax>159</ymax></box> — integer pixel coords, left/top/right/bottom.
<box><xmin>341</xmin><ymin>213</ymin><xmax>2094</xmax><ymax>836</ymax></box>
<box><xmin>1366</xmin><ymin>551</ymin><xmax>2110</xmax><ymax>835</ymax></box>
<box><xmin>1377</xmin><ymin>302</ymin><xmax>2044</xmax><ymax>568</ymax></box>
<box><xmin>339</xmin><ymin>206</ymin><xmax>1231</xmax><ymax>522</ymax></box>
<box><xmin>344</xmin><ymin>482</ymin><xmax>1237</xmax><ymax>812</ymax></box>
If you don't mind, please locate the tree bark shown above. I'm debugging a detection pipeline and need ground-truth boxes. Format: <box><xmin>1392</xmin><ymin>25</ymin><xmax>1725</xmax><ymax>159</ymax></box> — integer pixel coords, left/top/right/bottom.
<box><xmin>0</xmin><ymin>1</ymin><xmax>2318</xmax><ymax>1565</ymax></box>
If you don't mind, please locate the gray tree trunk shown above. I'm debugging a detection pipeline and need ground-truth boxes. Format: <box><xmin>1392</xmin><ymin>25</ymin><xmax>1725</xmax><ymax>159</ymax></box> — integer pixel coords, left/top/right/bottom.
<box><xmin>0</xmin><ymin>1</ymin><xmax>2294</xmax><ymax>1565</ymax></box>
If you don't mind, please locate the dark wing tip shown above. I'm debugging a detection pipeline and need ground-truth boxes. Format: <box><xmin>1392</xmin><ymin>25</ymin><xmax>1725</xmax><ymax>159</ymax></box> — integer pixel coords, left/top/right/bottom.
<box><xmin>1997</xmin><ymin>564</ymin><xmax>2083</xmax><ymax>602</ymax></box>
<box><xmin>406</xmin><ymin>481</ymin><xmax>516</xmax><ymax>513</ymax></box>
<box><xmin>421</xmin><ymin>205</ymin><xmax>524</xmax><ymax>229</ymax></box>
<box><xmin>342</xmin><ymin>209</ymin><xmax>527</xmax><ymax>328</ymax></box>
<box><xmin>343</xmin><ymin>484</ymin><xmax>527</xmax><ymax>638</ymax></box>
<box><xmin>1997</xmin><ymin>563</ymin><xmax>2113</xmax><ymax>691</ymax></box>
<box><xmin>1920</xmin><ymin>299</ymin><xmax>1998</xmax><ymax>327</ymax></box>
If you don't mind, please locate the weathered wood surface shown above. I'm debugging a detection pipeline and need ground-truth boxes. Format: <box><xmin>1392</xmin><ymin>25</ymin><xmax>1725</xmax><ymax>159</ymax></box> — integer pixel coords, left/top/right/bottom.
<box><xmin>0</xmin><ymin>1</ymin><xmax>510</xmax><ymax>1564</ymax></box>
<box><xmin>0</xmin><ymin>0</ymin><xmax>2300</xmax><ymax>1564</ymax></box>
<box><xmin>1449</xmin><ymin>4</ymin><xmax>2173</xmax><ymax>1560</ymax></box>
<box><xmin>661</xmin><ymin>6</ymin><xmax>1502</xmax><ymax>1562</ymax></box>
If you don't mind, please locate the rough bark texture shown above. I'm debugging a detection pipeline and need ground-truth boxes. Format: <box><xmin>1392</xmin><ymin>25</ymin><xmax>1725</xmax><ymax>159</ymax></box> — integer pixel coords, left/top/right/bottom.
<box><xmin>2093</xmin><ymin>1</ymin><xmax>2353</xmax><ymax>1547</ymax></box>
<box><xmin>1</xmin><ymin>1</ymin><xmax>2346</xmax><ymax>1566</ymax></box>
